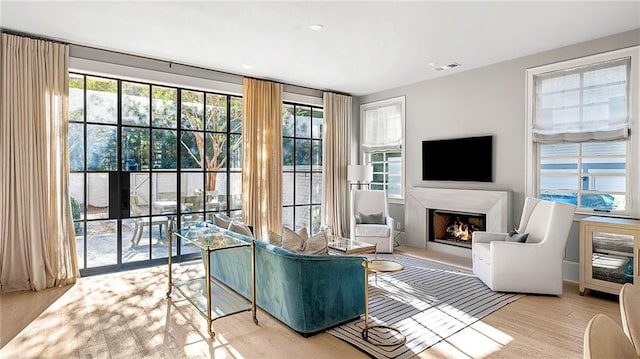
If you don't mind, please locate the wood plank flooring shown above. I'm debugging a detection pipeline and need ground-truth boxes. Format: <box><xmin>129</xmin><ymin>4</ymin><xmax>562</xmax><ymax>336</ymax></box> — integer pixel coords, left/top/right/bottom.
<box><xmin>0</xmin><ymin>248</ymin><xmax>621</xmax><ymax>358</ymax></box>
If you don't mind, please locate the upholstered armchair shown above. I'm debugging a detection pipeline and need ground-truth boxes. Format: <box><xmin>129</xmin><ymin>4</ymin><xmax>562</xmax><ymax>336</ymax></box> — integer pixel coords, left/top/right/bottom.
<box><xmin>350</xmin><ymin>189</ymin><xmax>394</xmax><ymax>253</ymax></box>
<box><xmin>472</xmin><ymin>197</ymin><xmax>576</xmax><ymax>295</ymax></box>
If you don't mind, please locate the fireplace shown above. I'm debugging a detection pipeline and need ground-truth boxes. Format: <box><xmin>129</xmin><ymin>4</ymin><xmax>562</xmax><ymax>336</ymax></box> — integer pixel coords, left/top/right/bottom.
<box><xmin>429</xmin><ymin>209</ymin><xmax>486</xmax><ymax>249</ymax></box>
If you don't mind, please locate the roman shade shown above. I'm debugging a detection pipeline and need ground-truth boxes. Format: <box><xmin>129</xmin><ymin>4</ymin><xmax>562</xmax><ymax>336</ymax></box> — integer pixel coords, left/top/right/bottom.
<box><xmin>532</xmin><ymin>57</ymin><xmax>630</xmax><ymax>144</ymax></box>
<box><xmin>361</xmin><ymin>102</ymin><xmax>402</xmax><ymax>152</ymax></box>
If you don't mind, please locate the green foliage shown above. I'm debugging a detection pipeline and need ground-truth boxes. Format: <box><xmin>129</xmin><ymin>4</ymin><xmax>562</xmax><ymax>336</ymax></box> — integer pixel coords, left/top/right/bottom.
<box><xmin>70</xmin><ymin>196</ymin><xmax>81</xmax><ymax>232</ymax></box>
<box><xmin>86</xmin><ymin>77</ymin><xmax>117</xmax><ymax>92</ymax></box>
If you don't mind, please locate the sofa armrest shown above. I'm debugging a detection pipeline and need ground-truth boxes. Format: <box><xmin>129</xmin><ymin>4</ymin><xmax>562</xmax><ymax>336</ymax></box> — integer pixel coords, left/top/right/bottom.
<box><xmin>472</xmin><ymin>231</ymin><xmax>506</xmax><ymax>244</ymax></box>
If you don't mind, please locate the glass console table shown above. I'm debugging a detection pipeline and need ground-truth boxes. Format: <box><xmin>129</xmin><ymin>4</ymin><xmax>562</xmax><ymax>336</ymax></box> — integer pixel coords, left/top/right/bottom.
<box><xmin>167</xmin><ymin>223</ymin><xmax>257</xmax><ymax>337</ymax></box>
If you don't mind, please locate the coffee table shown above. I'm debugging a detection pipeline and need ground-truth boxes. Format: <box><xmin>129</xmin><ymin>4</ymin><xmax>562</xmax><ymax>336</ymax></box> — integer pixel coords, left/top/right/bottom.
<box><xmin>327</xmin><ymin>235</ymin><xmax>377</xmax><ymax>255</ymax></box>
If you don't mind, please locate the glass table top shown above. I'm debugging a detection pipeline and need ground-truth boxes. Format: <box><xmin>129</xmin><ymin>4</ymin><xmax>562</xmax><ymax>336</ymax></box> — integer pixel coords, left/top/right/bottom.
<box><xmin>174</xmin><ymin>225</ymin><xmax>250</xmax><ymax>250</ymax></box>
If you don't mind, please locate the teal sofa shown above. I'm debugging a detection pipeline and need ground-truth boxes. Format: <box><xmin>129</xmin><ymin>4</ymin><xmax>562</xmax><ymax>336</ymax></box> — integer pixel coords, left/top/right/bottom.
<box><xmin>202</xmin><ymin>224</ymin><xmax>366</xmax><ymax>336</ymax></box>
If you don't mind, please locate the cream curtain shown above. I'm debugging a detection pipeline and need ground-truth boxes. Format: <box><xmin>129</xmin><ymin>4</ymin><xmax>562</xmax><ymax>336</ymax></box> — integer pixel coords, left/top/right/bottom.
<box><xmin>322</xmin><ymin>92</ymin><xmax>352</xmax><ymax>238</ymax></box>
<box><xmin>241</xmin><ymin>78</ymin><xmax>283</xmax><ymax>240</ymax></box>
<box><xmin>0</xmin><ymin>33</ymin><xmax>79</xmax><ymax>291</ymax></box>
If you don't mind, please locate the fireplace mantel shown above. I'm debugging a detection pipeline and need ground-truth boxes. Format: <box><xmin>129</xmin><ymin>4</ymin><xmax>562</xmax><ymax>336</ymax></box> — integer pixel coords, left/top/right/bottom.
<box><xmin>405</xmin><ymin>187</ymin><xmax>511</xmax><ymax>257</ymax></box>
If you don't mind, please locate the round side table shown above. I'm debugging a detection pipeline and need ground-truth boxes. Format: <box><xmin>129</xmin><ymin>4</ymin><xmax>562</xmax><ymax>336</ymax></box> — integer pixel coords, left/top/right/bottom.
<box><xmin>361</xmin><ymin>259</ymin><xmax>406</xmax><ymax>346</ymax></box>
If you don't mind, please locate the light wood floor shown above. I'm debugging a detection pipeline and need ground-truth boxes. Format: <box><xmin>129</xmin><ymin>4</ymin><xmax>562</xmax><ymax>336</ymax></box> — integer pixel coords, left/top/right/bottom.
<box><xmin>0</xmin><ymin>247</ymin><xmax>621</xmax><ymax>359</ymax></box>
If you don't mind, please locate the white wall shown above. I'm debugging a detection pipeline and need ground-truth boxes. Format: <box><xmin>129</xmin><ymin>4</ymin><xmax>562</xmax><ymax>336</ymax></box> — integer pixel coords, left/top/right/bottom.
<box><xmin>356</xmin><ymin>28</ymin><xmax>640</xmax><ymax>279</ymax></box>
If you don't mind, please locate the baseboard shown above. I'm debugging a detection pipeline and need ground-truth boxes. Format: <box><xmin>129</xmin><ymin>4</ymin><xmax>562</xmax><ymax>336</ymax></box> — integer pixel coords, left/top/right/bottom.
<box><xmin>563</xmin><ymin>260</ymin><xmax>579</xmax><ymax>283</ymax></box>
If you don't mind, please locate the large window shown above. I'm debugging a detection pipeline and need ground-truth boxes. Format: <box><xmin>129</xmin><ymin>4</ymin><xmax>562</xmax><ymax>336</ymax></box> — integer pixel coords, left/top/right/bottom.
<box><xmin>360</xmin><ymin>96</ymin><xmax>405</xmax><ymax>201</ymax></box>
<box><xmin>282</xmin><ymin>103</ymin><xmax>324</xmax><ymax>234</ymax></box>
<box><xmin>526</xmin><ymin>47</ymin><xmax>639</xmax><ymax>216</ymax></box>
<box><xmin>69</xmin><ymin>72</ymin><xmax>242</xmax><ymax>273</ymax></box>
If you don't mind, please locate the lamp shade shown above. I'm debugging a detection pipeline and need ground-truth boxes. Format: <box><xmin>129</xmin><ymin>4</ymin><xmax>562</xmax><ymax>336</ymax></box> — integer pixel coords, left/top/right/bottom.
<box><xmin>348</xmin><ymin>165</ymin><xmax>373</xmax><ymax>182</ymax></box>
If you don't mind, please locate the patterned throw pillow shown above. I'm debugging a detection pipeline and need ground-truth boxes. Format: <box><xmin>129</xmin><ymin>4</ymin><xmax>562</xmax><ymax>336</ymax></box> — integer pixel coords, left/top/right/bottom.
<box><xmin>303</xmin><ymin>231</ymin><xmax>328</xmax><ymax>255</ymax></box>
<box><xmin>214</xmin><ymin>213</ymin><xmax>232</xmax><ymax>229</ymax></box>
<box><xmin>282</xmin><ymin>227</ymin><xmax>308</xmax><ymax>252</ymax></box>
<box><xmin>281</xmin><ymin>227</ymin><xmax>327</xmax><ymax>254</ymax></box>
<box><xmin>267</xmin><ymin>230</ymin><xmax>282</xmax><ymax>246</ymax></box>
<box><xmin>505</xmin><ymin>228</ymin><xmax>529</xmax><ymax>243</ymax></box>
<box><xmin>228</xmin><ymin>220</ymin><xmax>254</xmax><ymax>238</ymax></box>
<box><xmin>358</xmin><ymin>211</ymin><xmax>386</xmax><ymax>224</ymax></box>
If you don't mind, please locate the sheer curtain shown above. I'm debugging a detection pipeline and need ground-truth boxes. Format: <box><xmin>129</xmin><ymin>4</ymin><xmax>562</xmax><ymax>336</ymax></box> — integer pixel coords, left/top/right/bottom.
<box><xmin>241</xmin><ymin>78</ymin><xmax>283</xmax><ymax>240</ymax></box>
<box><xmin>322</xmin><ymin>92</ymin><xmax>352</xmax><ymax>237</ymax></box>
<box><xmin>1</xmin><ymin>33</ymin><xmax>79</xmax><ymax>291</ymax></box>
<box><xmin>533</xmin><ymin>57</ymin><xmax>630</xmax><ymax>144</ymax></box>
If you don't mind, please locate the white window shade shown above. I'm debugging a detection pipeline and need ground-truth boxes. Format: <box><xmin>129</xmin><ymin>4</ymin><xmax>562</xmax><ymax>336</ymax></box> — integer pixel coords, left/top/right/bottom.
<box><xmin>533</xmin><ymin>57</ymin><xmax>630</xmax><ymax>144</ymax></box>
<box><xmin>362</xmin><ymin>103</ymin><xmax>402</xmax><ymax>152</ymax></box>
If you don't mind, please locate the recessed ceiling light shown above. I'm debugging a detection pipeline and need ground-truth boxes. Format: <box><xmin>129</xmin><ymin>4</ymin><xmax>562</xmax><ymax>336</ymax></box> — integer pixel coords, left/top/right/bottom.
<box><xmin>309</xmin><ymin>24</ymin><xmax>324</xmax><ymax>31</ymax></box>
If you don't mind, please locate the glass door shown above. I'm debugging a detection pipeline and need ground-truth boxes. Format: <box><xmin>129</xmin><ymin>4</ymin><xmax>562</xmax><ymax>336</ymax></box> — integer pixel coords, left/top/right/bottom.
<box><xmin>68</xmin><ymin>73</ymin><xmax>243</xmax><ymax>275</ymax></box>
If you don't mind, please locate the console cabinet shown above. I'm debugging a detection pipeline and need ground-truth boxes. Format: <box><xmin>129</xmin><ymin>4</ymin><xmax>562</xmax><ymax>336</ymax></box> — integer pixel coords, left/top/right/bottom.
<box><xmin>579</xmin><ymin>216</ymin><xmax>640</xmax><ymax>296</ymax></box>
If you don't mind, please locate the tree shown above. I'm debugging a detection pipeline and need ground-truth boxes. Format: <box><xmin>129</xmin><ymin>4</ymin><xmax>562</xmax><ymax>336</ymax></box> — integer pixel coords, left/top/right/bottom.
<box><xmin>180</xmin><ymin>91</ymin><xmax>242</xmax><ymax>191</ymax></box>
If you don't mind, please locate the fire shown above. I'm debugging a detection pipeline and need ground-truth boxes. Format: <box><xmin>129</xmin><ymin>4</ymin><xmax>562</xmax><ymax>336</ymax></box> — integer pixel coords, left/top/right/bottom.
<box><xmin>445</xmin><ymin>217</ymin><xmax>479</xmax><ymax>241</ymax></box>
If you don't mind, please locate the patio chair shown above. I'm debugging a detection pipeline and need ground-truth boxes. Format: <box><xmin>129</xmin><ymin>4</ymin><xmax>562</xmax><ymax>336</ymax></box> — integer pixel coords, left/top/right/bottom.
<box><xmin>130</xmin><ymin>195</ymin><xmax>169</xmax><ymax>245</ymax></box>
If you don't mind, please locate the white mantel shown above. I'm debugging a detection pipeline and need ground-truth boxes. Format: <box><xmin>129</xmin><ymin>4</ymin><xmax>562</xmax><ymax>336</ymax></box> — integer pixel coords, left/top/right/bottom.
<box><xmin>405</xmin><ymin>187</ymin><xmax>511</xmax><ymax>257</ymax></box>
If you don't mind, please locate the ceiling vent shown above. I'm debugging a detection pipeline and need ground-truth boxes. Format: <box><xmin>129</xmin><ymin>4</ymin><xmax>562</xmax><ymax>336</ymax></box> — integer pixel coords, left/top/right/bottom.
<box><xmin>433</xmin><ymin>63</ymin><xmax>461</xmax><ymax>71</ymax></box>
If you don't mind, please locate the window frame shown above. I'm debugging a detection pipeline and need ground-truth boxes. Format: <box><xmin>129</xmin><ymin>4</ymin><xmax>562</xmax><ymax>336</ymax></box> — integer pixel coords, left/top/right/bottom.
<box><xmin>69</xmin><ymin>71</ymin><xmax>243</xmax><ymax>274</ymax></box>
<box><xmin>282</xmin><ymin>102</ymin><xmax>324</xmax><ymax>234</ymax></box>
<box><xmin>360</xmin><ymin>96</ymin><xmax>406</xmax><ymax>203</ymax></box>
<box><xmin>525</xmin><ymin>46</ymin><xmax>640</xmax><ymax>218</ymax></box>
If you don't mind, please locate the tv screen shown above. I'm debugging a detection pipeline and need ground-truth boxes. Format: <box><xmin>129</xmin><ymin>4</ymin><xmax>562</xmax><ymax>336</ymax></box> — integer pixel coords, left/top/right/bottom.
<box><xmin>422</xmin><ymin>135</ymin><xmax>493</xmax><ymax>182</ymax></box>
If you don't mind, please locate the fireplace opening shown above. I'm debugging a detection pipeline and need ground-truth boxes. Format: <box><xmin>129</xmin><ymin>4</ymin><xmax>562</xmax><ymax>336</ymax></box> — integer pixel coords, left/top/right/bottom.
<box><xmin>429</xmin><ymin>209</ymin><xmax>486</xmax><ymax>249</ymax></box>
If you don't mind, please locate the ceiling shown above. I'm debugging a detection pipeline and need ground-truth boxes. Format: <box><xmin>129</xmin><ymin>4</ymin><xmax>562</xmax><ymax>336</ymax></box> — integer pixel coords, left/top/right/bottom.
<box><xmin>1</xmin><ymin>1</ymin><xmax>639</xmax><ymax>96</ymax></box>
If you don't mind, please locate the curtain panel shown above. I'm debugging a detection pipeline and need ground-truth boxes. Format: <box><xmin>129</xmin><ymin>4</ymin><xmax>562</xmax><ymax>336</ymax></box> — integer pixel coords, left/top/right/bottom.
<box><xmin>533</xmin><ymin>57</ymin><xmax>630</xmax><ymax>144</ymax></box>
<box><xmin>1</xmin><ymin>33</ymin><xmax>79</xmax><ymax>291</ymax></box>
<box><xmin>322</xmin><ymin>92</ymin><xmax>352</xmax><ymax>238</ymax></box>
<box><xmin>241</xmin><ymin>78</ymin><xmax>283</xmax><ymax>240</ymax></box>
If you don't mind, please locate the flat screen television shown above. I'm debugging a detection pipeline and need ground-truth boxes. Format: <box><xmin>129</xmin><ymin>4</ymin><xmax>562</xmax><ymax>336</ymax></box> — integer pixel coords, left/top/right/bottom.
<box><xmin>422</xmin><ymin>135</ymin><xmax>493</xmax><ymax>182</ymax></box>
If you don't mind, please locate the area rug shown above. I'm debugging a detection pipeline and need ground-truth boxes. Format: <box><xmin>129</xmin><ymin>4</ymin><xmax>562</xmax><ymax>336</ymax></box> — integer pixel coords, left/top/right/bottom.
<box><xmin>326</xmin><ymin>253</ymin><xmax>523</xmax><ymax>359</ymax></box>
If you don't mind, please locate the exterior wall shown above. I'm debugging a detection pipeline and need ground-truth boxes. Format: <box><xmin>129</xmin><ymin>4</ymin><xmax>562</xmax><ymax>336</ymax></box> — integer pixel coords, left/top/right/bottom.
<box><xmin>356</xmin><ymin>28</ymin><xmax>640</xmax><ymax>280</ymax></box>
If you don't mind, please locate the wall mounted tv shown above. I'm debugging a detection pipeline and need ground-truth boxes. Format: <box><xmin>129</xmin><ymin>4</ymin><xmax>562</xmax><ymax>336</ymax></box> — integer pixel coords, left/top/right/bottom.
<box><xmin>422</xmin><ymin>135</ymin><xmax>493</xmax><ymax>182</ymax></box>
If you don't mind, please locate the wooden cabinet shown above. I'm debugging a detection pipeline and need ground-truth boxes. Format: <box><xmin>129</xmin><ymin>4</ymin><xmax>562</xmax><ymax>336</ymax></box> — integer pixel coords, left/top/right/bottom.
<box><xmin>579</xmin><ymin>216</ymin><xmax>640</xmax><ymax>296</ymax></box>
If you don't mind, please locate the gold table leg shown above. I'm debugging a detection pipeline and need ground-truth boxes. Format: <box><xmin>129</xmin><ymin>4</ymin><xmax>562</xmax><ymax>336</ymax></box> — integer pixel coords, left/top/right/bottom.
<box><xmin>361</xmin><ymin>259</ymin><xmax>406</xmax><ymax>347</ymax></box>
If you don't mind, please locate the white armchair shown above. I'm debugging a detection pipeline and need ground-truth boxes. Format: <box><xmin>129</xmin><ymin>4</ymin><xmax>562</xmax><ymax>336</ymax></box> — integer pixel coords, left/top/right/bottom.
<box><xmin>350</xmin><ymin>189</ymin><xmax>394</xmax><ymax>253</ymax></box>
<box><xmin>472</xmin><ymin>197</ymin><xmax>576</xmax><ymax>295</ymax></box>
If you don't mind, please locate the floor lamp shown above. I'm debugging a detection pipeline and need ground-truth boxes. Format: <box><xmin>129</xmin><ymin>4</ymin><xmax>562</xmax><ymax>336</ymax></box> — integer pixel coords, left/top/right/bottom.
<box><xmin>348</xmin><ymin>165</ymin><xmax>373</xmax><ymax>189</ymax></box>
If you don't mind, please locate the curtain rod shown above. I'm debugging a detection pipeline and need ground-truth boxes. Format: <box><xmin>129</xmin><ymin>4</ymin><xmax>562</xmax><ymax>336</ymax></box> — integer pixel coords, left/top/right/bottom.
<box><xmin>0</xmin><ymin>27</ymin><xmax>351</xmax><ymax>98</ymax></box>
<box><xmin>1</xmin><ymin>28</ymin><xmax>69</xmax><ymax>45</ymax></box>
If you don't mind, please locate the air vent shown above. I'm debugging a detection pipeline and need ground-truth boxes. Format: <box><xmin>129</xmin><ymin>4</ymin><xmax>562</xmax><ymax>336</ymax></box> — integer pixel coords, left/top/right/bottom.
<box><xmin>434</xmin><ymin>63</ymin><xmax>461</xmax><ymax>71</ymax></box>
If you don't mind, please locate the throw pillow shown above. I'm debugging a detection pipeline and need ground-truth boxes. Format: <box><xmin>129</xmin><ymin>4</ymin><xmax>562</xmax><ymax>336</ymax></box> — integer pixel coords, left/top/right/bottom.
<box><xmin>282</xmin><ymin>226</ymin><xmax>308</xmax><ymax>252</ymax></box>
<box><xmin>359</xmin><ymin>211</ymin><xmax>386</xmax><ymax>224</ymax></box>
<box><xmin>505</xmin><ymin>228</ymin><xmax>529</xmax><ymax>243</ymax></box>
<box><xmin>303</xmin><ymin>231</ymin><xmax>328</xmax><ymax>255</ymax></box>
<box><xmin>228</xmin><ymin>220</ymin><xmax>254</xmax><ymax>238</ymax></box>
<box><xmin>213</xmin><ymin>212</ymin><xmax>232</xmax><ymax>229</ymax></box>
<box><xmin>267</xmin><ymin>230</ymin><xmax>282</xmax><ymax>246</ymax></box>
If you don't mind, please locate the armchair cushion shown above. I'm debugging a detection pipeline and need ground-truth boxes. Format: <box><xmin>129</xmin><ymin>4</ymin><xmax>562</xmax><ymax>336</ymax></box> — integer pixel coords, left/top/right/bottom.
<box><xmin>357</xmin><ymin>212</ymin><xmax>386</xmax><ymax>224</ymax></box>
<box><xmin>355</xmin><ymin>224</ymin><xmax>391</xmax><ymax>237</ymax></box>
<box><xmin>505</xmin><ymin>229</ymin><xmax>529</xmax><ymax>243</ymax></box>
